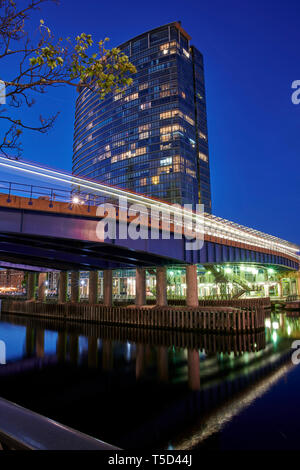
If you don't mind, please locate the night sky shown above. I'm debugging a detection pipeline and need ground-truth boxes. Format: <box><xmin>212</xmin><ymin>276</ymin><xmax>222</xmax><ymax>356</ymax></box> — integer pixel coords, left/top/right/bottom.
<box><xmin>1</xmin><ymin>0</ymin><xmax>300</xmax><ymax>244</ymax></box>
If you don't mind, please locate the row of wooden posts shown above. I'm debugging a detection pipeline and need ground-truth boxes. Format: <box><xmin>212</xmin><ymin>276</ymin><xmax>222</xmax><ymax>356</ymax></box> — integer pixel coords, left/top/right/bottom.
<box><xmin>2</xmin><ymin>300</ymin><xmax>267</xmax><ymax>333</ymax></box>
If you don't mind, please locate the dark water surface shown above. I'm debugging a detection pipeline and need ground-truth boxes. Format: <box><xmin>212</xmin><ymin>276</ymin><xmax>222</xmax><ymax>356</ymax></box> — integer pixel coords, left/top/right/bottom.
<box><xmin>0</xmin><ymin>310</ymin><xmax>299</xmax><ymax>450</ymax></box>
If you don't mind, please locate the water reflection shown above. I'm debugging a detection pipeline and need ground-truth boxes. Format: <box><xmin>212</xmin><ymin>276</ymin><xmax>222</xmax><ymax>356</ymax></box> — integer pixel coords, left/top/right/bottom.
<box><xmin>0</xmin><ymin>311</ymin><xmax>298</xmax><ymax>449</ymax></box>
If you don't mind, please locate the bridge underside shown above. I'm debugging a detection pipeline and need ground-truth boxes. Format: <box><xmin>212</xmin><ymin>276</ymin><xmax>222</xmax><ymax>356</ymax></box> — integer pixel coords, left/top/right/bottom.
<box><xmin>0</xmin><ymin>232</ymin><xmax>183</xmax><ymax>271</ymax></box>
<box><xmin>0</xmin><ymin>231</ymin><xmax>297</xmax><ymax>273</ymax></box>
<box><xmin>0</xmin><ymin>207</ymin><xmax>298</xmax><ymax>272</ymax></box>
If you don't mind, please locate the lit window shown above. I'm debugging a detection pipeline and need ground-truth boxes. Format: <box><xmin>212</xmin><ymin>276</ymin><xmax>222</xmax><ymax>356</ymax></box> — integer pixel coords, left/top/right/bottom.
<box><xmin>139</xmin><ymin>82</ymin><xmax>148</xmax><ymax>90</ymax></box>
<box><xmin>114</xmin><ymin>93</ymin><xmax>122</xmax><ymax>101</ymax></box>
<box><xmin>135</xmin><ymin>147</ymin><xmax>146</xmax><ymax>156</ymax></box>
<box><xmin>124</xmin><ymin>92</ymin><xmax>139</xmax><ymax>102</ymax></box>
<box><xmin>139</xmin><ymin>124</ymin><xmax>151</xmax><ymax>132</ymax></box>
<box><xmin>140</xmin><ymin>102</ymin><xmax>151</xmax><ymax>110</ymax></box>
<box><xmin>140</xmin><ymin>178</ymin><xmax>147</xmax><ymax>186</ymax></box>
<box><xmin>160</xmin><ymin>157</ymin><xmax>172</xmax><ymax>166</ymax></box>
<box><xmin>152</xmin><ymin>175</ymin><xmax>159</xmax><ymax>185</ymax></box>
<box><xmin>139</xmin><ymin>132</ymin><xmax>149</xmax><ymax>139</ymax></box>
<box><xmin>199</xmin><ymin>152</ymin><xmax>208</xmax><ymax>162</ymax></box>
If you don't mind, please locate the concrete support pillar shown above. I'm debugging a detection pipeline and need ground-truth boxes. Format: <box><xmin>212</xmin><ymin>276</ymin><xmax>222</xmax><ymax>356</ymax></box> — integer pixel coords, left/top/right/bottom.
<box><xmin>36</xmin><ymin>329</ymin><xmax>45</xmax><ymax>358</ymax></box>
<box><xmin>89</xmin><ymin>271</ymin><xmax>99</xmax><ymax>304</ymax></box>
<box><xmin>186</xmin><ymin>265</ymin><xmax>199</xmax><ymax>307</ymax></box>
<box><xmin>70</xmin><ymin>271</ymin><xmax>80</xmax><ymax>303</ymax></box>
<box><xmin>103</xmin><ymin>270</ymin><xmax>113</xmax><ymax>306</ymax></box>
<box><xmin>156</xmin><ymin>267</ymin><xmax>168</xmax><ymax>307</ymax></box>
<box><xmin>38</xmin><ymin>273</ymin><xmax>47</xmax><ymax>302</ymax></box>
<box><xmin>26</xmin><ymin>272</ymin><xmax>36</xmax><ymax>301</ymax></box>
<box><xmin>188</xmin><ymin>349</ymin><xmax>200</xmax><ymax>391</ymax></box>
<box><xmin>135</xmin><ymin>268</ymin><xmax>146</xmax><ymax>306</ymax></box>
<box><xmin>278</xmin><ymin>281</ymin><xmax>283</xmax><ymax>298</ymax></box>
<box><xmin>297</xmin><ymin>273</ymin><xmax>300</xmax><ymax>296</ymax></box>
<box><xmin>58</xmin><ymin>272</ymin><xmax>68</xmax><ymax>303</ymax></box>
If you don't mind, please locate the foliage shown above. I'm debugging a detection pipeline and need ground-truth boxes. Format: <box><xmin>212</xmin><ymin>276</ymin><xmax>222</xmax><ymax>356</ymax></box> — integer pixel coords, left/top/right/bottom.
<box><xmin>0</xmin><ymin>0</ymin><xmax>136</xmax><ymax>157</ymax></box>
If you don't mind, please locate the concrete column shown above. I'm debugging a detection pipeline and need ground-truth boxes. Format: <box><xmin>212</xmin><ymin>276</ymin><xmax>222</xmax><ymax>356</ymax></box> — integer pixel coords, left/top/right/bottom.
<box><xmin>278</xmin><ymin>281</ymin><xmax>283</xmax><ymax>298</ymax></box>
<box><xmin>89</xmin><ymin>271</ymin><xmax>99</xmax><ymax>304</ymax></box>
<box><xmin>103</xmin><ymin>270</ymin><xmax>113</xmax><ymax>306</ymax></box>
<box><xmin>26</xmin><ymin>272</ymin><xmax>36</xmax><ymax>301</ymax></box>
<box><xmin>135</xmin><ymin>268</ymin><xmax>146</xmax><ymax>306</ymax></box>
<box><xmin>58</xmin><ymin>272</ymin><xmax>68</xmax><ymax>303</ymax></box>
<box><xmin>36</xmin><ymin>329</ymin><xmax>45</xmax><ymax>358</ymax></box>
<box><xmin>70</xmin><ymin>271</ymin><xmax>80</xmax><ymax>303</ymax></box>
<box><xmin>188</xmin><ymin>349</ymin><xmax>200</xmax><ymax>391</ymax></box>
<box><xmin>186</xmin><ymin>265</ymin><xmax>199</xmax><ymax>307</ymax></box>
<box><xmin>297</xmin><ymin>273</ymin><xmax>300</xmax><ymax>296</ymax></box>
<box><xmin>156</xmin><ymin>267</ymin><xmax>167</xmax><ymax>307</ymax></box>
<box><xmin>38</xmin><ymin>273</ymin><xmax>47</xmax><ymax>302</ymax></box>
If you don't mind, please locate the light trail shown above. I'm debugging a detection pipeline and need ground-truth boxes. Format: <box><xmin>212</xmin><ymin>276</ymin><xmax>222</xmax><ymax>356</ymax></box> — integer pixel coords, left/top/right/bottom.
<box><xmin>0</xmin><ymin>156</ymin><xmax>299</xmax><ymax>259</ymax></box>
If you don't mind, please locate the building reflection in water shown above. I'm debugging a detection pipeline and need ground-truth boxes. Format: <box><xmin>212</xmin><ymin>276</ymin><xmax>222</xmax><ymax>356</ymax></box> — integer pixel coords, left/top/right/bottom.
<box><xmin>0</xmin><ymin>311</ymin><xmax>299</xmax><ymax>449</ymax></box>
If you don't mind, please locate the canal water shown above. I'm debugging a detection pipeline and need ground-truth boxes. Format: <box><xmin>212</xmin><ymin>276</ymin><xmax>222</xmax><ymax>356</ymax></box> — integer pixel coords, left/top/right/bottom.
<box><xmin>0</xmin><ymin>311</ymin><xmax>299</xmax><ymax>450</ymax></box>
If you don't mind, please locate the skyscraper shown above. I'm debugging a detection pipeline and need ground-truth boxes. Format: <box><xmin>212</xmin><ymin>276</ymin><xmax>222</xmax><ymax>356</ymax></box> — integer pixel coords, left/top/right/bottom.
<box><xmin>73</xmin><ymin>21</ymin><xmax>212</xmax><ymax>212</ymax></box>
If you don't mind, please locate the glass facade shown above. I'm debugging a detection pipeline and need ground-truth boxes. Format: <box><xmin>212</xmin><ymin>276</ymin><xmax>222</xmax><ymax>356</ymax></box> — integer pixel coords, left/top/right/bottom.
<box><xmin>73</xmin><ymin>22</ymin><xmax>212</xmax><ymax>211</ymax></box>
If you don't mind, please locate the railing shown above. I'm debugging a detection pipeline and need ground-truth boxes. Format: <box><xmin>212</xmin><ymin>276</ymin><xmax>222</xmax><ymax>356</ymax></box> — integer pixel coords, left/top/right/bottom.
<box><xmin>0</xmin><ymin>180</ymin><xmax>102</xmax><ymax>208</ymax></box>
<box><xmin>0</xmin><ymin>397</ymin><xmax>119</xmax><ymax>450</ymax></box>
<box><xmin>286</xmin><ymin>295</ymin><xmax>300</xmax><ymax>302</ymax></box>
<box><xmin>0</xmin><ymin>169</ymin><xmax>298</xmax><ymax>261</ymax></box>
<box><xmin>2</xmin><ymin>300</ymin><xmax>267</xmax><ymax>332</ymax></box>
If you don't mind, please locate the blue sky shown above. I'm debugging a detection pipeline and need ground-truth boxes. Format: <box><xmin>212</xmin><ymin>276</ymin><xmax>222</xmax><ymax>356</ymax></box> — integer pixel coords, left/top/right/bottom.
<box><xmin>1</xmin><ymin>0</ymin><xmax>300</xmax><ymax>244</ymax></box>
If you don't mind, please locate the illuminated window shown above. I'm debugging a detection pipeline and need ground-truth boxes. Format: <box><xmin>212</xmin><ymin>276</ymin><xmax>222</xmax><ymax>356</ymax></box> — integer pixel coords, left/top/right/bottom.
<box><xmin>199</xmin><ymin>131</ymin><xmax>207</xmax><ymax>140</ymax></box>
<box><xmin>139</xmin><ymin>132</ymin><xmax>149</xmax><ymax>139</ymax></box>
<box><xmin>186</xmin><ymin>168</ymin><xmax>196</xmax><ymax>178</ymax></box>
<box><xmin>135</xmin><ymin>147</ymin><xmax>146</xmax><ymax>156</ymax></box>
<box><xmin>158</xmin><ymin>165</ymin><xmax>172</xmax><ymax>174</ymax></box>
<box><xmin>140</xmin><ymin>178</ymin><xmax>147</xmax><ymax>186</ymax></box>
<box><xmin>160</xmin><ymin>124</ymin><xmax>184</xmax><ymax>134</ymax></box>
<box><xmin>160</xmin><ymin>157</ymin><xmax>172</xmax><ymax>166</ymax></box>
<box><xmin>114</xmin><ymin>93</ymin><xmax>122</xmax><ymax>101</ymax></box>
<box><xmin>139</xmin><ymin>82</ymin><xmax>148</xmax><ymax>90</ymax></box>
<box><xmin>124</xmin><ymin>92</ymin><xmax>139</xmax><ymax>102</ymax></box>
<box><xmin>160</xmin><ymin>134</ymin><xmax>171</xmax><ymax>142</ymax></box>
<box><xmin>140</xmin><ymin>102</ymin><xmax>151</xmax><ymax>110</ymax></box>
<box><xmin>139</xmin><ymin>124</ymin><xmax>151</xmax><ymax>132</ymax></box>
<box><xmin>152</xmin><ymin>175</ymin><xmax>159</xmax><ymax>185</ymax></box>
<box><xmin>199</xmin><ymin>152</ymin><xmax>208</xmax><ymax>162</ymax></box>
<box><xmin>160</xmin><ymin>143</ymin><xmax>171</xmax><ymax>150</ymax></box>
